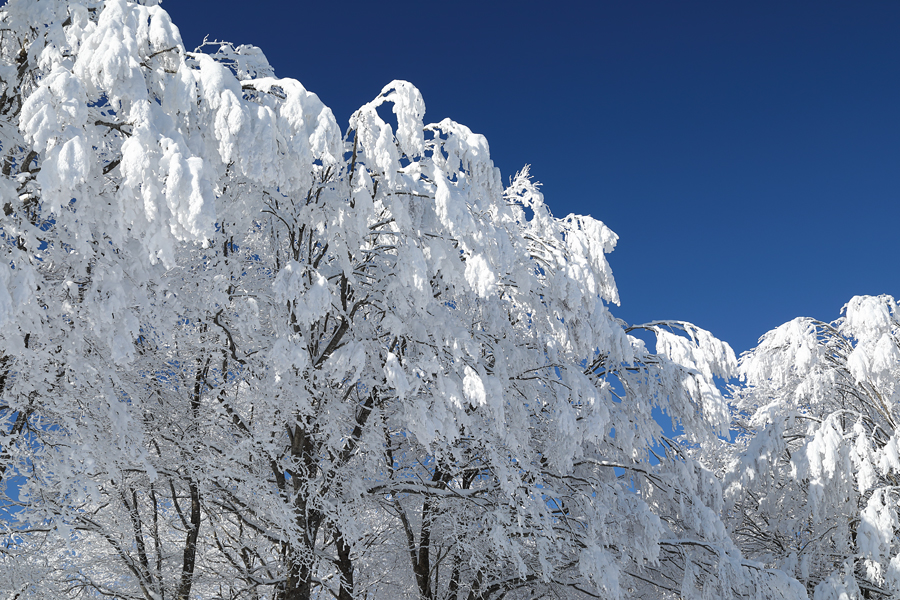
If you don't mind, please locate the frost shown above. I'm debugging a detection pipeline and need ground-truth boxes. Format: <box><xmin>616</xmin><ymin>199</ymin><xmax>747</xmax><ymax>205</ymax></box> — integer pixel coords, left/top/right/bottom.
<box><xmin>857</xmin><ymin>489</ymin><xmax>897</xmax><ymax>583</ymax></box>
<box><xmin>0</xmin><ymin>261</ymin><xmax>14</xmax><ymax>329</ymax></box>
<box><xmin>0</xmin><ymin>2</ymin><xmax>791</xmax><ymax>599</ymax></box>
<box><xmin>384</xmin><ymin>352</ymin><xmax>411</xmax><ymax>400</ymax></box>
<box><xmin>55</xmin><ymin>135</ymin><xmax>89</xmax><ymax>185</ymax></box>
<box><xmin>20</xmin><ymin>67</ymin><xmax>87</xmax><ymax>152</ymax></box>
<box><xmin>269</xmin><ymin>336</ymin><xmax>310</xmax><ymax>375</ymax></box>
<box><xmin>464</xmin><ymin>253</ymin><xmax>497</xmax><ymax>297</ymax></box>
<box><xmin>462</xmin><ymin>365</ymin><xmax>486</xmax><ymax>406</ymax></box>
<box><xmin>378</xmin><ymin>80</ymin><xmax>425</xmax><ymax>158</ymax></box>
<box><xmin>272</xmin><ymin>261</ymin><xmax>332</xmax><ymax>327</ymax></box>
<box><xmin>74</xmin><ymin>0</ymin><xmax>150</xmax><ymax>110</ymax></box>
<box><xmin>160</xmin><ymin>148</ymin><xmax>215</xmax><ymax>240</ymax></box>
<box><xmin>813</xmin><ymin>566</ymin><xmax>862</xmax><ymax>600</ymax></box>
<box><xmin>579</xmin><ymin>546</ymin><xmax>621</xmax><ymax>599</ymax></box>
<box><xmin>735</xmin><ymin>296</ymin><xmax>900</xmax><ymax>599</ymax></box>
<box><xmin>842</xmin><ymin>295</ymin><xmax>895</xmax><ymax>340</ymax></box>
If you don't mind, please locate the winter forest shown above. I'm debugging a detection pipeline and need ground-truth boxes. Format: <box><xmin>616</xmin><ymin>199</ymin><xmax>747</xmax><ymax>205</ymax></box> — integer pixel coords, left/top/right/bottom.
<box><xmin>0</xmin><ymin>1</ymin><xmax>897</xmax><ymax>599</ymax></box>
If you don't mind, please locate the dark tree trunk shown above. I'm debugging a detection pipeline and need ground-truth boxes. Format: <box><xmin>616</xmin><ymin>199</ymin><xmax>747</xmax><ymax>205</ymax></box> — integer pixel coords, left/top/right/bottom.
<box><xmin>335</xmin><ymin>525</ymin><xmax>354</xmax><ymax>600</ymax></box>
<box><xmin>176</xmin><ymin>477</ymin><xmax>201</xmax><ymax>600</ymax></box>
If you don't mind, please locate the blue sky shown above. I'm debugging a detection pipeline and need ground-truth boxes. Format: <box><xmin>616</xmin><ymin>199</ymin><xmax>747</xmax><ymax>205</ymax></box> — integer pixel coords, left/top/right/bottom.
<box><xmin>165</xmin><ymin>0</ymin><xmax>900</xmax><ymax>356</ymax></box>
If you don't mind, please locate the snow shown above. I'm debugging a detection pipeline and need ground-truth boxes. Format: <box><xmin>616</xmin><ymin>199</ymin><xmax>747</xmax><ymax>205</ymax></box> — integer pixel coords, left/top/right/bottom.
<box><xmin>462</xmin><ymin>365</ymin><xmax>486</xmax><ymax>407</ymax></box>
<box><xmin>463</xmin><ymin>252</ymin><xmax>497</xmax><ymax>298</ymax></box>
<box><xmin>1</xmin><ymin>2</ymin><xmax>877</xmax><ymax>598</ymax></box>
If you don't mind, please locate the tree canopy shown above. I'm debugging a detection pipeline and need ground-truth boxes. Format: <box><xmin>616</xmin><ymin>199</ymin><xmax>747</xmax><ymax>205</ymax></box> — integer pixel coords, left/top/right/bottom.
<box><xmin>0</xmin><ymin>2</ymin><xmax>896</xmax><ymax>600</ymax></box>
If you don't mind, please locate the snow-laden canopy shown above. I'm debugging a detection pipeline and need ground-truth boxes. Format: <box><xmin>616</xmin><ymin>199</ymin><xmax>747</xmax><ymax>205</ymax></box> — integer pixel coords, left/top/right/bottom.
<box><xmin>5</xmin><ymin>2</ymin><xmax>891</xmax><ymax>600</ymax></box>
<box><xmin>729</xmin><ymin>295</ymin><xmax>900</xmax><ymax>599</ymax></box>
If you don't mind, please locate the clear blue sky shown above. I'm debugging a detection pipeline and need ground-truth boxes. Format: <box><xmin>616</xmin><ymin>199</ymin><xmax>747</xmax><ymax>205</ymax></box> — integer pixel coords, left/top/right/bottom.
<box><xmin>164</xmin><ymin>0</ymin><xmax>900</xmax><ymax>356</ymax></box>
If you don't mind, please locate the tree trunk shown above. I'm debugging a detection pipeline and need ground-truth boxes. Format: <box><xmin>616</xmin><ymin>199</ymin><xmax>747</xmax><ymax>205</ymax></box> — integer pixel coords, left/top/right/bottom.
<box><xmin>335</xmin><ymin>525</ymin><xmax>354</xmax><ymax>600</ymax></box>
<box><xmin>176</xmin><ymin>478</ymin><xmax>201</xmax><ymax>600</ymax></box>
<box><xmin>276</xmin><ymin>424</ymin><xmax>322</xmax><ymax>600</ymax></box>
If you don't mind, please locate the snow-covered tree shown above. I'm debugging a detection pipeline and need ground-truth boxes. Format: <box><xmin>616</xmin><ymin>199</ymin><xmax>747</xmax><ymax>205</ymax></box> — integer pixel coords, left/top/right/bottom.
<box><xmin>730</xmin><ymin>295</ymin><xmax>900</xmax><ymax>599</ymax></box>
<box><xmin>0</xmin><ymin>1</ymin><xmax>807</xmax><ymax>599</ymax></box>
